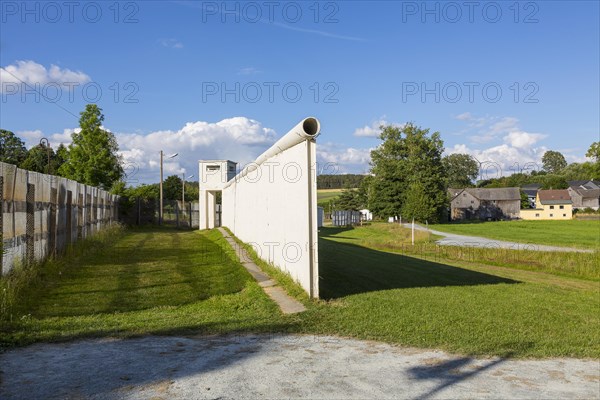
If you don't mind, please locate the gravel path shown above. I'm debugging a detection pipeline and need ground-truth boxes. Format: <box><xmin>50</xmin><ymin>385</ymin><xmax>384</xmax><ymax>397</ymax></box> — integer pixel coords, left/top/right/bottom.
<box><xmin>1</xmin><ymin>334</ymin><xmax>598</xmax><ymax>399</ymax></box>
<box><xmin>403</xmin><ymin>223</ymin><xmax>593</xmax><ymax>253</ymax></box>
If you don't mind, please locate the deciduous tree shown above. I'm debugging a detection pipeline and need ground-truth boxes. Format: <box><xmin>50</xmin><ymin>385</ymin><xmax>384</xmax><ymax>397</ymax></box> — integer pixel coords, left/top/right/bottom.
<box><xmin>163</xmin><ymin>175</ymin><xmax>183</xmax><ymax>200</ymax></box>
<box><xmin>586</xmin><ymin>142</ymin><xmax>600</xmax><ymax>162</ymax></box>
<box><xmin>20</xmin><ymin>143</ymin><xmax>54</xmax><ymax>173</ymax></box>
<box><xmin>442</xmin><ymin>153</ymin><xmax>479</xmax><ymax>188</ymax></box>
<box><xmin>59</xmin><ymin>104</ymin><xmax>123</xmax><ymax>189</ymax></box>
<box><xmin>0</xmin><ymin>129</ymin><xmax>28</xmax><ymax>166</ymax></box>
<box><xmin>542</xmin><ymin>150</ymin><xmax>567</xmax><ymax>174</ymax></box>
<box><xmin>368</xmin><ymin>123</ymin><xmax>446</xmax><ymax>222</ymax></box>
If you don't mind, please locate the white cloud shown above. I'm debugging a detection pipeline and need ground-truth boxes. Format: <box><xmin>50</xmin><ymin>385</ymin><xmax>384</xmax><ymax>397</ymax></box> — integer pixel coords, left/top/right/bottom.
<box><xmin>115</xmin><ymin>117</ymin><xmax>276</xmax><ymax>183</ymax></box>
<box><xmin>158</xmin><ymin>38</ymin><xmax>183</xmax><ymax>49</ymax></box>
<box><xmin>354</xmin><ymin>118</ymin><xmax>403</xmax><ymax>138</ymax></box>
<box><xmin>317</xmin><ymin>142</ymin><xmax>372</xmax><ymax>174</ymax></box>
<box><xmin>0</xmin><ymin>60</ymin><xmax>90</xmax><ymax>92</ymax></box>
<box><xmin>446</xmin><ymin>141</ymin><xmax>548</xmax><ymax>178</ymax></box>
<box><xmin>237</xmin><ymin>67</ymin><xmax>260</xmax><ymax>75</ymax></box>
<box><xmin>454</xmin><ymin>112</ymin><xmax>473</xmax><ymax>121</ymax></box>
<box><xmin>453</xmin><ymin>114</ymin><xmax>541</xmax><ymax>148</ymax></box>
<box><xmin>469</xmin><ymin>134</ymin><xmax>497</xmax><ymax>144</ymax></box>
<box><xmin>503</xmin><ymin>131</ymin><xmax>547</xmax><ymax>149</ymax></box>
<box><xmin>15</xmin><ymin>118</ymin><xmax>285</xmax><ymax>183</ymax></box>
<box><xmin>50</xmin><ymin>128</ymin><xmax>79</xmax><ymax>147</ymax></box>
<box><xmin>447</xmin><ymin>113</ymin><xmax>554</xmax><ymax>177</ymax></box>
<box><xmin>489</xmin><ymin>117</ymin><xmax>520</xmax><ymax>135</ymax></box>
<box><xmin>16</xmin><ymin>130</ymin><xmax>43</xmax><ymax>147</ymax></box>
<box><xmin>16</xmin><ymin>128</ymin><xmax>78</xmax><ymax>149</ymax></box>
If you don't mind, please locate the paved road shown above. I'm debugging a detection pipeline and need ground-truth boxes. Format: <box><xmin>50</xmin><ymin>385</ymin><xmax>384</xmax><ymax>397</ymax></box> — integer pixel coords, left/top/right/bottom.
<box><xmin>1</xmin><ymin>334</ymin><xmax>598</xmax><ymax>399</ymax></box>
<box><xmin>403</xmin><ymin>223</ymin><xmax>593</xmax><ymax>253</ymax></box>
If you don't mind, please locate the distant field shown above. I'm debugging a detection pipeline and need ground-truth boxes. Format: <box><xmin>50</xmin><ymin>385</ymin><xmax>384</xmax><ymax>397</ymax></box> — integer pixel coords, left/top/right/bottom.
<box><xmin>430</xmin><ymin>220</ymin><xmax>599</xmax><ymax>249</ymax></box>
<box><xmin>317</xmin><ymin>188</ymin><xmax>344</xmax><ymax>208</ymax></box>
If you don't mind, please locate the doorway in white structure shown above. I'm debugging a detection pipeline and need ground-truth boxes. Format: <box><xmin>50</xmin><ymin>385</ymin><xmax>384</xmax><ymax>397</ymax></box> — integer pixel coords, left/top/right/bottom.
<box><xmin>198</xmin><ymin>160</ymin><xmax>237</xmax><ymax>229</ymax></box>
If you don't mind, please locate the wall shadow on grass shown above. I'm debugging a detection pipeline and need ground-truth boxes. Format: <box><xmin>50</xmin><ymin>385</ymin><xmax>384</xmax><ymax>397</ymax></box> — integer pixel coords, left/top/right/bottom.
<box><xmin>318</xmin><ymin>234</ymin><xmax>519</xmax><ymax>299</ymax></box>
<box><xmin>23</xmin><ymin>227</ymin><xmax>253</xmax><ymax>318</ymax></box>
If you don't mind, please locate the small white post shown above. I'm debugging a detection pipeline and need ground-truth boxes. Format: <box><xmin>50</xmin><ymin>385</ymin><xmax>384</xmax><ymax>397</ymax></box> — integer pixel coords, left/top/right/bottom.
<box><xmin>411</xmin><ymin>217</ymin><xmax>415</xmax><ymax>246</ymax></box>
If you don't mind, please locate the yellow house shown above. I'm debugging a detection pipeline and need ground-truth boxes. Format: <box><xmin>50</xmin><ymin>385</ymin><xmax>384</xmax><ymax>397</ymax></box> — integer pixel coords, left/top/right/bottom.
<box><xmin>521</xmin><ymin>189</ymin><xmax>573</xmax><ymax>220</ymax></box>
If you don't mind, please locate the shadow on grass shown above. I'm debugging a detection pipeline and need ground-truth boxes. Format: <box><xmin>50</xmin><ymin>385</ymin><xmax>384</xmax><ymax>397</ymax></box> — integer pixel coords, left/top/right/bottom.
<box><xmin>23</xmin><ymin>227</ymin><xmax>253</xmax><ymax>318</ymax></box>
<box><xmin>319</xmin><ymin>236</ymin><xmax>518</xmax><ymax>299</ymax></box>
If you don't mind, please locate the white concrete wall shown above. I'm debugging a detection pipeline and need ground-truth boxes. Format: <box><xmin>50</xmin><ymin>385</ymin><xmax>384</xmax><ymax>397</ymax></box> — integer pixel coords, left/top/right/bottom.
<box><xmin>220</xmin><ymin>118</ymin><xmax>320</xmax><ymax>298</ymax></box>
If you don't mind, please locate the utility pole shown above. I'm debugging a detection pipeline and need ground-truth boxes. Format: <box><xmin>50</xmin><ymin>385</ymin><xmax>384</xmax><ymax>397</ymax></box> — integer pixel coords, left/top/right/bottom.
<box><xmin>40</xmin><ymin>138</ymin><xmax>51</xmax><ymax>174</ymax></box>
<box><xmin>159</xmin><ymin>151</ymin><xmax>178</xmax><ymax>225</ymax></box>
<box><xmin>182</xmin><ymin>173</ymin><xmax>193</xmax><ymax>222</ymax></box>
<box><xmin>159</xmin><ymin>150</ymin><xmax>163</xmax><ymax>225</ymax></box>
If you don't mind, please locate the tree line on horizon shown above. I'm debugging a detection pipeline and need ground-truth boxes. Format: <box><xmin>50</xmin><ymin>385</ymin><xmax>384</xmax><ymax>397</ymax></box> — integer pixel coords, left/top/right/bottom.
<box><xmin>0</xmin><ymin>104</ymin><xmax>199</xmax><ymax>202</ymax></box>
<box><xmin>324</xmin><ymin>124</ymin><xmax>599</xmax><ymax>223</ymax></box>
<box><xmin>1</xmin><ymin>104</ymin><xmax>123</xmax><ymax>191</ymax></box>
<box><xmin>3</xmin><ymin>108</ymin><xmax>597</xmax><ymax>213</ymax></box>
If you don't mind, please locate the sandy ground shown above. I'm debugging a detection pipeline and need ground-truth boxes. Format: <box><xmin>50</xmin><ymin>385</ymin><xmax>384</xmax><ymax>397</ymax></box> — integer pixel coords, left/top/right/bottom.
<box><xmin>1</xmin><ymin>334</ymin><xmax>598</xmax><ymax>399</ymax></box>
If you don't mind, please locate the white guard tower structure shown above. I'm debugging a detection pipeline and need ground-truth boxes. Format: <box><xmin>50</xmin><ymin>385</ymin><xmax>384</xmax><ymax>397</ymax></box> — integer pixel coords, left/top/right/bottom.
<box><xmin>198</xmin><ymin>160</ymin><xmax>237</xmax><ymax>229</ymax></box>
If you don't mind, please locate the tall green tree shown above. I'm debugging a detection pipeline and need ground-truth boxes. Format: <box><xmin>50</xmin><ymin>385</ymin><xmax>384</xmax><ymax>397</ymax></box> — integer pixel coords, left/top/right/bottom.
<box><xmin>369</xmin><ymin>123</ymin><xmax>446</xmax><ymax>222</ymax></box>
<box><xmin>442</xmin><ymin>153</ymin><xmax>479</xmax><ymax>188</ymax></box>
<box><xmin>520</xmin><ymin>190</ymin><xmax>530</xmax><ymax>209</ymax></box>
<box><xmin>163</xmin><ymin>175</ymin><xmax>183</xmax><ymax>200</ymax></box>
<box><xmin>54</xmin><ymin>143</ymin><xmax>68</xmax><ymax>171</ymax></box>
<box><xmin>586</xmin><ymin>142</ymin><xmax>600</xmax><ymax>162</ymax></box>
<box><xmin>183</xmin><ymin>181</ymin><xmax>199</xmax><ymax>202</ymax></box>
<box><xmin>402</xmin><ymin>181</ymin><xmax>438</xmax><ymax>222</ymax></box>
<box><xmin>20</xmin><ymin>143</ymin><xmax>55</xmax><ymax>173</ymax></box>
<box><xmin>0</xmin><ymin>129</ymin><xmax>28</xmax><ymax>165</ymax></box>
<box><xmin>19</xmin><ymin>142</ymin><xmax>66</xmax><ymax>174</ymax></box>
<box><xmin>542</xmin><ymin>150</ymin><xmax>567</xmax><ymax>174</ymax></box>
<box><xmin>585</xmin><ymin>142</ymin><xmax>600</xmax><ymax>180</ymax></box>
<box><xmin>334</xmin><ymin>188</ymin><xmax>364</xmax><ymax>211</ymax></box>
<box><xmin>59</xmin><ymin>104</ymin><xmax>123</xmax><ymax>189</ymax></box>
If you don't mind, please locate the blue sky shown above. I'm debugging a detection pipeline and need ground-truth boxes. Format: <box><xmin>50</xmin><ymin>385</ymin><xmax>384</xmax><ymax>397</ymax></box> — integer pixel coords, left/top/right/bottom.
<box><xmin>1</xmin><ymin>1</ymin><xmax>598</xmax><ymax>184</ymax></box>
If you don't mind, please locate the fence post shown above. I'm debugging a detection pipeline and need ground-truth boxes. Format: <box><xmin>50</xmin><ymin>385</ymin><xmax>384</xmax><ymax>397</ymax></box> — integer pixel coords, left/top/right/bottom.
<box><xmin>136</xmin><ymin>197</ymin><xmax>141</xmax><ymax>225</ymax></box>
<box><xmin>66</xmin><ymin>191</ymin><xmax>72</xmax><ymax>245</ymax></box>
<box><xmin>86</xmin><ymin>193</ymin><xmax>91</xmax><ymax>237</ymax></box>
<box><xmin>26</xmin><ymin>183</ymin><xmax>35</xmax><ymax>265</ymax></box>
<box><xmin>0</xmin><ymin>176</ymin><xmax>3</xmax><ymax>274</ymax></box>
<box><xmin>49</xmin><ymin>186</ymin><xmax>57</xmax><ymax>257</ymax></box>
<box><xmin>77</xmin><ymin>193</ymin><xmax>83</xmax><ymax>239</ymax></box>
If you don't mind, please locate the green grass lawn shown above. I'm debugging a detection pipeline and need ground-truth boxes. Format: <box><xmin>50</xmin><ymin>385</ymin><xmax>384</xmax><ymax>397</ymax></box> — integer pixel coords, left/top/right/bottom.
<box><xmin>317</xmin><ymin>188</ymin><xmax>344</xmax><ymax>209</ymax></box>
<box><xmin>429</xmin><ymin>219</ymin><xmax>600</xmax><ymax>249</ymax></box>
<box><xmin>0</xmin><ymin>226</ymin><xmax>286</xmax><ymax>348</ymax></box>
<box><xmin>2</xmin><ymin>224</ymin><xmax>598</xmax><ymax>358</ymax></box>
<box><xmin>310</xmin><ymin>225</ymin><xmax>599</xmax><ymax>357</ymax></box>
